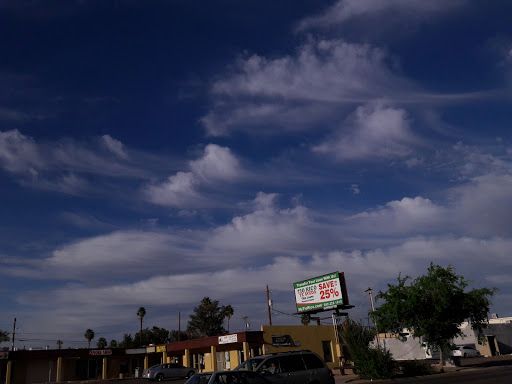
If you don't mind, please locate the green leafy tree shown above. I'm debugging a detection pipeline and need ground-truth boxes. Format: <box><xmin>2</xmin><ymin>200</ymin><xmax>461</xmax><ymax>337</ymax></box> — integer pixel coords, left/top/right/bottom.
<box><xmin>224</xmin><ymin>305</ymin><xmax>234</xmax><ymax>332</ymax></box>
<box><xmin>84</xmin><ymin>329</ymin><xmax>95</xmax><ymax>349</ymax></box>
<box><xmin>137</xmin><ymin>307</ymin><xmax>146</xmax><ymax>346</ymax></box>
<box><xmin>56</xmin><ymin>340</ymin><xmax>63</xmax><ymax>349</ymax></box>
<box><xmin>187</xmin><ymin>297</ymin><xmax>233</xmax><ymax>337</ymax></box>
<box><xmin>134</xmin><ymin>327</ymin><xmax>170</xmax><ymax>346</ymax></box>
<box><xmin>109</xmin><ymin>339</ymin><xmax>118</xmax><ymax>348</ymax></box>
<box><xmin>96</xmin><ymin>337</ymin><xmax>107</xmax><ymax>348</ymax></box>
<box><xmin>170</xmin><ymin>330</ymin><xmax>189</xmax><ymax>343</ymax></box>
<box><xmin>372</xmin><ymin>263</ymin><xmax>496</xmax><ymax>371</ymax></box>
<box><xmin>0</xmin><ymin>330</ymin><xmax>9</xmax><ymax>343</ymax></box>
<box><xmin>119</xmin><ymin>333</ymin><xmax>134</xmax><ymax>348</ymax></box>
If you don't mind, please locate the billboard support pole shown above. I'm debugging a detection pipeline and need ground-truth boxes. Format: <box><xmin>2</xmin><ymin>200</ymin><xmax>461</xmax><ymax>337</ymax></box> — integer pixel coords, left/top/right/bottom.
<box><xmin>332</xmin><ymin>311</ymin><xmax>345</xmax><ymax>375</ymax></box>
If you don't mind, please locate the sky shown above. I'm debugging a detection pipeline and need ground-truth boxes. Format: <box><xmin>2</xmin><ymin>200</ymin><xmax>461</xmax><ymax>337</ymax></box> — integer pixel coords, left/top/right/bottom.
<box><xmin>1</xmin><ymin>0</ymin><xmax>512</xmax><ymax>349</ymax></box>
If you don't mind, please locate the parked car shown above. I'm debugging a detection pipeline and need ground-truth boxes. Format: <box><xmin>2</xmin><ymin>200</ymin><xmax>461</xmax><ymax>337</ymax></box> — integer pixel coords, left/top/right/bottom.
<box><xmin>185</xmin><ymin>370</ymin><xmax>270</xmax><ymax>384</ymax></box>
<box><xmin>142</xmin><ymin>363</ymin><xmax>196</xmax><ymax>381</ymax></box>
<box><xmin>235</xmin><ymin>350</ymin><xmax>334</xmax><ymax>384</ymax></box>
<box><xmin>450</xmin><ymin>345</ymin><xmax>481</xmax><ymax>358</ymax></box>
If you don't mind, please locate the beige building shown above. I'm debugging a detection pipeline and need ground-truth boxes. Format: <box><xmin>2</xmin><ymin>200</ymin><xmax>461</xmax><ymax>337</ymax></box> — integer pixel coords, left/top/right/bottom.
<box><xmin>2</xmin><ymin>324</ymin><xmax>343</xmax><ymax>384</ymax></box>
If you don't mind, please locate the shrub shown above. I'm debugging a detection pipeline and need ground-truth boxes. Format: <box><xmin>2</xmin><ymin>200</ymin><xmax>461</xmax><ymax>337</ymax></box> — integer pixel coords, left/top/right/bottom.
<box><xmin>400</xmin><ymin>360</ymin><xmax>434</xmax><ymax>377</ymax></box>
<box><xmin>338</xmin><ymin>318</ymin><xmax>397</xmax><ymax>380</ymax></box>
<box><xmin>353</xmin><ymin>347</ymin><xmax>397</xmax><ymax>380</ymax></box>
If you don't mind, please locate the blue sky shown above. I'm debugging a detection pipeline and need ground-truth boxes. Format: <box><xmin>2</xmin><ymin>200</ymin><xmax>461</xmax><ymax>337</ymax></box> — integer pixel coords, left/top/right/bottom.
<box><xmin>1</xmin><ymin>0</ymin><xmax>512</xmax><ymax>348</ymax></box>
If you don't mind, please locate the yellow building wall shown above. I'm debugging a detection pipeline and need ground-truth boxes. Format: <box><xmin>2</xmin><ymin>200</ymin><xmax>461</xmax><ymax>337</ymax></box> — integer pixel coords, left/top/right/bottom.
<box><xmin>204</xmin><ymin>353</ymin><xmax>213</xmax><ymax>371</ymax></box>
<box><xmin>261</xmin><ymin>325</ymin><xmax>340</xmax><ymax>370</ymax></box>
<box><xmin>229</xmin><ymin>350</ymin><xmax>240</xmax><ymax>370</ymax></box>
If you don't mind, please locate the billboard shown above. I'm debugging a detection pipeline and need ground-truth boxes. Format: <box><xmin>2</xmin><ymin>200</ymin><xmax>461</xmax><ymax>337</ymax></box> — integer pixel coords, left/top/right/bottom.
<box><xmin>294</xmin><ymin>272</ymin><xmax>344</xmax><ymax>313</ymax></box>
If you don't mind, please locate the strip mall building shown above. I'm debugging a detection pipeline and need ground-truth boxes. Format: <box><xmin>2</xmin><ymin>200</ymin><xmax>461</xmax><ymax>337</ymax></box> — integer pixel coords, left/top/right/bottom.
<box><xmin>0</xmin><ymin>325</ymin><xmax>343</xmax><ymax>384</ymax></box>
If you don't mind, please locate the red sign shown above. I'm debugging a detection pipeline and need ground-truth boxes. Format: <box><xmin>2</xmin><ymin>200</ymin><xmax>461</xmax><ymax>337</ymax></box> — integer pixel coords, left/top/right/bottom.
<box><xmin>89</xmin><ymin>349</ymin><xmax>112</xmax><ymax>356</ymax></box>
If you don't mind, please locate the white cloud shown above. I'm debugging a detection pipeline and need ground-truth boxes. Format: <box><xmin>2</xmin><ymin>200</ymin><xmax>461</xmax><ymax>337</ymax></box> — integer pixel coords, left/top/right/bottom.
<box><xmin>0</xmin><ymin>130</ymin><xmax>149</xmax><ymax>195</ymax></box>
<box><xmin>11</xmin><ymin>234</ymin><xmax>511</xmax><ymax>337</ymax></box>
<box><xmin>313</xmin><ymin>102</ymin><xmax>417</xmax><ymax>161</ymax></box>
<box><xmin>144</xmin><ymin>172</ymin><xmax>202</xmax><ymax>208</ymax></box>
<box><xmin>144</xmin><ymin>144</ymin><xmax>244</xmax><ymax>208</ymax></box>
<box><xmin>206</xmin><ymin>192</ymin><xmax>345</xmax><ymax>256</ymax></box>
<box><xmin>202</xmin><ymin>39</ymin><xmax>412</xmax><ymax>136</ymax></box>
<box><xmin>101</xmin><ymin>134</ymin><xmax>128</xmax><ymax>159</ymax></box>
<box><xmin>297</xmin><ymin>0</ymin><xmax>465</xmax><ymax>31</ymax></box>
<box><xmin>0</xmin><ymin>129</ymin><xmax>44</xmax><ymax>174</ymax></box>
<box><xmin>449</xmin><ymin>173</ymin><xmax>512</xmax><ymax>237</ymax></box>
<box><xmin>350</xmin><ymin>184</ymin><xmax>360</xmax><ymax>195</ymax></box>
<box><xmin>189</xmin><ymin>144</ymin><xmax>241</xmax><ymax>182</ymax></box>
<box><xmin>348</xmin><ymin>196</ymin><xmax>445</xmax><ymax>235</ymax></box>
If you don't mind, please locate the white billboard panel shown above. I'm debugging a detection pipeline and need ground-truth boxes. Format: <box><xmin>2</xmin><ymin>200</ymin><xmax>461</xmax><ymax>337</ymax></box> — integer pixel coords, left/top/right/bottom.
<box><xmin>294</xmin><ymin>272</ymin><xmax>344</xmax><ymax>313</ymax></box>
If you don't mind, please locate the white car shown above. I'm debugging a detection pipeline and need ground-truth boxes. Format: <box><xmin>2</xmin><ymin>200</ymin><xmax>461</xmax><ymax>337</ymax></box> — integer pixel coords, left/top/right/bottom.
<box><xmin>450</xmin><ymin>345</ymin><xmax>481</xmax><ymax>358</ymax></box>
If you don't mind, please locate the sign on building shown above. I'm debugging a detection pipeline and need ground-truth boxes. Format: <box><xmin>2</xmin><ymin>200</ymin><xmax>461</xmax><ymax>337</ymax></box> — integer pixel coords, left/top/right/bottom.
<box><xmin>89</xmin><ymin>349</ymin><xmax>112</xmax><ymax>356</ymax></box>
<box><xmin>294</xmin><ymin>272</ymin><xmax>346</xmax><ymax>314</ymax></box>
<box><xmin>218</xmin><ymin>334</ymin><xmax>238</xmax><ymax>344</ymax></box>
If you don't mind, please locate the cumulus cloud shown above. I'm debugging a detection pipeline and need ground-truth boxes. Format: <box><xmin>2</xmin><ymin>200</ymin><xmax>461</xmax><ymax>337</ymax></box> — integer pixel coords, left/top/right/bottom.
<box><xmin>189</xmin><ymin>144</ymin><xmax>241</xmax><ymax>182</ymax></box>
<box><xmin>11</xmin><ymin>234</ymin><xmax>512</xmax><ymax>335</ymax></box>
<box><xmin>297</xmin><ymin>0</ymin><xmax>465</xmax><ymax>31</ymax></box>
<box><xmin>313</xmin><ymin>102</ymin><xmax>417</xmax><ymax>161</ymax></box>
<box><xmin>144</xmin><ymin>144</ymin><xmax>243</xmax><ymax>207</ymax></box>
<box><xmin>4</xmin><ymin>230</ymin><xmax>207</xmax><ymax>281</ymax></box>
<box><xmin>202</xmin><ymin>39</ymin><xmax>413</xmax><ymax>136</ymax></box>
<box><xmin>348</xmin><ymin>197</ymin><xmax>445</xmax><ymax>235</ymax></box>
<box><xmin>144</xmin><ymin>172</ymin><xmax>202</xmax><ymax>208</ymax></box>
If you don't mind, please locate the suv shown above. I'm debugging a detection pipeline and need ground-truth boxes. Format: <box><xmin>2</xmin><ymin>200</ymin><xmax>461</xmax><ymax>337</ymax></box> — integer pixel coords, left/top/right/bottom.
<box><xmin>235</xmin><ymin>350</ymin><xmax>334</xmax><ymax>384</ymax></box>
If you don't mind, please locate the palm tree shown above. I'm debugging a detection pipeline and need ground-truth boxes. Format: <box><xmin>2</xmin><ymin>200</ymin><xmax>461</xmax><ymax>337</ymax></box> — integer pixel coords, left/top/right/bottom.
<box><xmin>84</xmin><ymin>329</ymin><xmax>95</xmax><ymax>349</ymax></box>
<box><xmin>224</xmin><ymin>305</ymin><xmax>234</xmax><ymax>333</ymax></box>
<box><xmin>137</xmin><ymin>307</ymin><xmax>146</xmax><ymax>346</ymax></box>
<box><xmin>56</xmin><ymin>340</ymin><xmax>63</xmax><ymax>349</ymax></box>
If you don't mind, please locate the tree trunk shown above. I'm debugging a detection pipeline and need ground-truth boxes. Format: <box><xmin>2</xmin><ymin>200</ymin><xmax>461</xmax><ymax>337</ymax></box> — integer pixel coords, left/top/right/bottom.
<box><xmin>140</xmin><ymin>318</ymin><xmax>143</xmax><ymax>347</ymax></box>
<box><xmin>439</xmin><ymin>349</ymin><xmax>444</xmax><ymax>372</ymax></box>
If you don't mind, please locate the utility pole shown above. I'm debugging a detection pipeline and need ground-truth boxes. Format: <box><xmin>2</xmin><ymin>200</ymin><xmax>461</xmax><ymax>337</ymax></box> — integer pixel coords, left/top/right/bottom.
<box><xmin>266</xmin><ymin>285</ymin><xmax>272</xmax><ymax>326</ymax></box>
<box><xmin>178</xmin><ymin>312</ymin><xmax>181</xmax><ymax>342</ymax></box>
<box><xmin>242</xmin><ymin>316</ymin><xmax>250</xmax><ymax>331</ymax></box>
<box><xmin>11</xmin><ymin>318</ymin><xmax>16</xmax><ymax>351</ymax></box>
<box><xmin>365</xmin><ymin>287</ymin><xmax>380</xmax><ymax>346</ymax></box>
<box><xmin>365</xmin><ymin>287</ymin><xmax>375</xmax><ymax>312</ymax></box>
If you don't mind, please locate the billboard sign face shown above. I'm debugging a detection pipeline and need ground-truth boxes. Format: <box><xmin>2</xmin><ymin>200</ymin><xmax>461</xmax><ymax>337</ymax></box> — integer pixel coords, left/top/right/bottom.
<box><xmin>219</xmin><ymin>334</ymin><xmax>238</xmax><ymax>344</ymax></box>
<box><xmin>294</xmin><ymin>272</ymin><xmax>344</xmax><ymax>313</ymax></box>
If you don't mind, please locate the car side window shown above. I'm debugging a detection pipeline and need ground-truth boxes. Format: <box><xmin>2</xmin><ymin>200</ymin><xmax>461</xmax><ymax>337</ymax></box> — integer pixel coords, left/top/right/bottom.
<box><xmin>214</xmin><ymin>373</ymin><xmax>243</xmax><ymax>384</ymax></box>
<box><xmin>279</xmin><ymin>355</ymin><xmax>306</xmax><ymax>372</ymax></box>
<box><xmin>258</xmin><ymin>358</ymin><xmax>281</xmax><ymax>375</ymax></box>
<box><xmin>302</xmin><ymin>353</ymin><xmax>325</xmax><ymax>369</ymax></box>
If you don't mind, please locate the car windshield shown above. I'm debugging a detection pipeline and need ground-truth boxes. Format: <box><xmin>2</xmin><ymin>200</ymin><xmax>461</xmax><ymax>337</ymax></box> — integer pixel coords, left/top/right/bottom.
<box><xmin>185</xmin><ymin>374</ymin><xmax>212</xmax><ymax>384</ymax></box>
<box><xmin>235</xmin><ymin>358</ymin><xmax>264</xmax><ymax>371</ymax></box>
